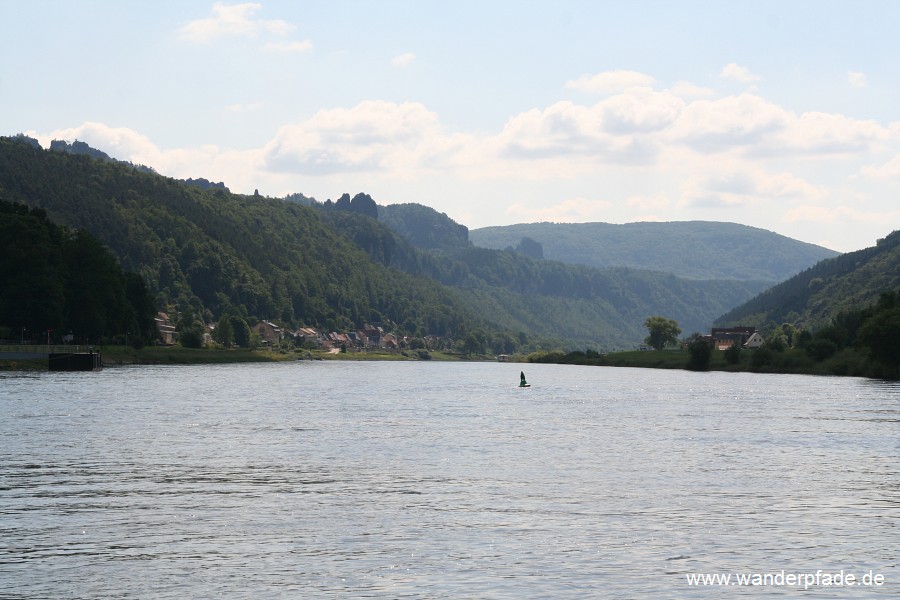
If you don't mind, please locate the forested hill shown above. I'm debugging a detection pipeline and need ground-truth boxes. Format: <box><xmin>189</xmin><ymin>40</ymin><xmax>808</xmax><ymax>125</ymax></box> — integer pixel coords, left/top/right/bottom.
<box><xmin>0</xmin><ymin>200</ymin><xmax>157</xmax><ymax>344</ymax></box>
<box><xmin>470</xmin><ymin>221</ymin><xmax>838</xmax><ymax>282</ymax></box>
<box><xmin>378</xmin><ymin>203</ymin><xmax>470</xmax><ymax>250</ymax></box>
<box><xmin>1</xmin><ymin>136</ymin><xmax>772</xmax><ymax>348</ymax></box>
<box><xmin>715</xmin><ymin>230</ymin><xmax>900</xmax><ymax>330</ymax></box>
<box><xmin>0</xmin><ymin>137</ymin><xmax>484</xmax><ymax>338</ymax></box>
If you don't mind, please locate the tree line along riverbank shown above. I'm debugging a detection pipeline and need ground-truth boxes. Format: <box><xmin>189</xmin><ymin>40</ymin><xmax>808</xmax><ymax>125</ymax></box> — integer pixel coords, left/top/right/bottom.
<box><xmin>527</xmin><ymin>346</ymin><xmax>892</xmax><ymax>379</ymax></box>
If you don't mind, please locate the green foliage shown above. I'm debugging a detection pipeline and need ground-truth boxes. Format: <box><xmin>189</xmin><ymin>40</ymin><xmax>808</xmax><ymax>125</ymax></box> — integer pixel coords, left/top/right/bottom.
<box><xmin>805</xmin><ymin>338</ymin><xmax>838</xmax><ymax>361</ymax></box>
<box><xmin>378</xmin><ymin>203</ymin><xmax>471</xmax><ymax>251</ymax></box>
<box><xmin>717</xmin><ymin>230</ymin><xmax>900</xmax><ymax>330</ymax></box>
<box><xmin>685</xmin><ymin>333</ymin><xmax>712</xmax><ymax>371</ymax></box>
<box><xmin>858</xmin><ymin>291</ymin><xmax>900</xmax><ymax>375</ymax></box>
<box><xmin>0</xmin><ymin>137</ymin><xmax>860</xmax><ymax>352</ymax></box>
<box><xmin>765</xmin><ymin>328</ymin><xmax>788</xmax><ymax>352</ymax></box>
<box><xmin>177</xmin><ymin>311</ymin><xmax>205</xmax><ymax>348</ymax></box>
<box><xmin>229</xmin><ymin>316</ymin><xmax>251</xmax><ymax>348</ymax></box>
<box><xmin>213</xmin><ymin>314</ymin><xmax>234</xmax><ymax>347</ymax></box>
<box><xmin>723</xmin><ymin>339</ymin><xmax>742</xmax><ymax>364</ymax></box>
<box><xmin>460</xmin><ymin>330</ymin><xmax>487</xmax><ymax>355</ymax></box>
<box><xmin>0</xmin><ymin>202</ymin><xmax>66</xmax><ymax>335</ymax></box>
<box><xmin>644</xmin><ymin>316</ymin><xmax>681</xmax><ymax>350</ymax></box>
<box><xmin>0</xmin><ymin>199</ymin><xmax>156</xmax><ymax>344</ymax></box>
<box><xmin>3</xmin><ymin>137</ymin><xmax>772</xmax><ymax>348</ymax></box>
<box><xmin>125</xmin><ymin>272</ymin><xmax>159</xmax><ymax>343</ymax></box>
<box><xmin>0</xmin><ymin>138</ymin><xmax>488</xmax><ymax>340</ymax></box>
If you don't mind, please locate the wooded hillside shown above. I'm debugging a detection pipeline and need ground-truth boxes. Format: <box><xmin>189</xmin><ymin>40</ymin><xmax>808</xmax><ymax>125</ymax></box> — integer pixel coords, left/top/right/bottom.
<box><xmin>0</xmin><ymin>200</ymin><xmax>156</xmax><ymax>344</ymax></box>
<box><xmin>716</xmin><ymin>230</ymin><xmax>900</xmax><ymax>330</ymax></box>
<box><xmin>1</xmin><ymin>137</ymin><xmax>785</xmax><ymax>348</ymax></box>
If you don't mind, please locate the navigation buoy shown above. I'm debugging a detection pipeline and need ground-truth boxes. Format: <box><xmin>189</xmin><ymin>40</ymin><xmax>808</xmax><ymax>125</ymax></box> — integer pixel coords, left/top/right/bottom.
<box><xmin>519</xmin><ymin>371</ymin><xmax>530</xmax><ymax>388</ymax></box>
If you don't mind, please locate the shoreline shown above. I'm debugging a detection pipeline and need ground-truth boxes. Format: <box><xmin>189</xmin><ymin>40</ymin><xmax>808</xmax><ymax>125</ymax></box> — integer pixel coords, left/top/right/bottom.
<box><xmin>4</xmin><ymin>345</ymin><xmax>892</xmax><ymax>380</ymax></box>
<box><xmin>97</xmin><ymin>345</ymin><xmax>484</xmax><ymax>367</ymax></box>
<box><xmin>527</xmin><ymin>348</ymin><xmax>893</xmax><ymax>380</ymax></box>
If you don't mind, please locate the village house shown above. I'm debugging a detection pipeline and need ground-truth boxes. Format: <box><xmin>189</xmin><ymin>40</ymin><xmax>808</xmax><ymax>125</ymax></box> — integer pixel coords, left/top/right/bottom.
<box><xmin>708</xmin><ymin>326</ymin><xmax>758</xmax><ymax>350</ymax></box>
<box><xmin>252</xmin><ymin>320</ymin><xmax>282</xmax><ymax>346</ymax></box>
<box><xmin>744</xmin><ymin>331</ymin><xmax>765</xmax><ymax>348</ymax></box>
<box><xmin>330</xmin><ymin>332</ymin><xmax>352</xmax><ymax>350</ymax></box>
<box><xmin>294</xmin><ymin>327</ymin><xmax>323</xmax><ymax>348</ymax></box>
<box><xmin>382</xmin><ymin>333</ymin><xmax>399</xmax><ymax>349</ymax></box>
<box><xmin>360</xmin><ymin>326</ymin><xmax>384</xmax><ymax>348</ymax></box>
<box><xmin>154</xmin><ymin>312</ymin><xmax>178</xmax><ymax>345</ymax></box>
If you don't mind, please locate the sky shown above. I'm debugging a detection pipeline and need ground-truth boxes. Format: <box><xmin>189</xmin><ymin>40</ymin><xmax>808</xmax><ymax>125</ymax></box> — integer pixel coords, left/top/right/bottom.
<box><xmin>4</xmin><ymin>1</ymin><xmax>900</xmax><ymax>252</ymax></box>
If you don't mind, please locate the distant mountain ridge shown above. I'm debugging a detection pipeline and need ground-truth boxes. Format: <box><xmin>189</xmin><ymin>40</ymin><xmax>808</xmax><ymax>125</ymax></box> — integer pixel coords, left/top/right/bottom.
<box><xmin>470</xmin><ymin>221</ymin><xmax>838</xmax><ymax>282</ymax></box>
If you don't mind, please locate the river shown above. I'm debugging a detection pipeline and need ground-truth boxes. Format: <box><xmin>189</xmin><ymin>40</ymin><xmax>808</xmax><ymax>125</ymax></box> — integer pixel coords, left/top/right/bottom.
<box><xmin>1</xmin><ymin>362</ymin><xmax>897</xmax><ymax>597</ymax></box>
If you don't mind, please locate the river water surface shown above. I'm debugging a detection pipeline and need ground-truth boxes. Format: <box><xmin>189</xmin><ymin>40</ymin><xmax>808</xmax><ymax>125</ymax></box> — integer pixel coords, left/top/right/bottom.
<box><xmin>1</xmin><ymin>361</ymin><xmax>897</xmax><ymax>597</ymax></box>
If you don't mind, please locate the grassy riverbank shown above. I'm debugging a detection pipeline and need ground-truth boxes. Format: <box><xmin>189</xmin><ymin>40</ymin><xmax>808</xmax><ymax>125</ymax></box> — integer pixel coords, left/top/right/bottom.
<box><xmin>99</xmin><ymin>345</ymin><xmax>475</xmax><ymax>366</ymax></box>
<box><xmin>0</xmin><ymin>345</ymin><xmax>493</xmax><ymax>370</ymax></box>
<box><xmin>8</xmin><ymin>344</ymin><xmax>882</xmax><ymax>379</ymax></box>
<box><xmin>528</xmin><ymin>347</ymin><xmax>884</xmax><ymax>378</ymax></box>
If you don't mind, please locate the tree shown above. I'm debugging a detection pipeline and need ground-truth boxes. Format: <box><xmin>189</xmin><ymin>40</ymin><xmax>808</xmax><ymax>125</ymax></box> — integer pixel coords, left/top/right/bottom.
<box><xmin>685</xmin><ymin>333</ymin><xmax>712</xmax><ymax>370</ymax></box>
<box><xmin>644</xmin><ymin>316</ymin><xmax>681</xmax><ymax>350</ymax></box>
<box><xmin>724</xmin><ymin>338</ymin><xmax>742</xmax><ymax>365</ymax></box>
<box><xmin>177</xmin><ymin>311</ymin><xmax>205</xmax><ymax>348</ymax></box>
<box><xmin>124</xmin><ymin>272</ymin><xmax>158</xmax><ymax>346</ymax></box>
<box><xmin>858</xmin><ymin>292</ymin><xmax>900</xmax><ymax>375</ymax></box>
<box><xmin>230</xmin><ymin>316</ymin><xmax>251</xmax><ymax>348</ymax></box>
<box><xmin>765</xmin><ymin>328</ymin><xmax>788</xmax><ymax>352</ymax></box>
<box><xmin>63</xmin><ymin>230</ymin><xmax>128</xmax><ymax>342</ymax></box>
<box><xmin>460</xmin><ymin>330</ymin><xmax>487</xmax><ymax>355</ymax></box>
<box><xmin>213</xmin><ymin>314</ymin><xmax>234</xmax><ymax>347</ymax></box>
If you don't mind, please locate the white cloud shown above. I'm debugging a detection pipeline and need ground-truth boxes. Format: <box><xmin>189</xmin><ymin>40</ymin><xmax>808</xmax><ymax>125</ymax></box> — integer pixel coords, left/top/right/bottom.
<box><xmin>262</xmin><ymin>40</ymin><xmax>313</xmax><ymax>53</ymax></box>
<box><xmin>862</xmin><ymin>154</ymin><xmax>900</xmax><ymax>180</ymax></box>
<box><xmin>505</xmin><ymin>197</ymin><xmax>613</xmax><ymax>222</ymax></box>
<box><xmin>39</xmin><ymin>121</ymin><xmax>264</xmax><ymax>191</ymax></box>
<box><xmin>775</xmin><ymin>111</ymin><xmax>888</xmax><ymax>155</ymax></box>
<box><xmin>392</xmin><ymin>52</ymin><xmax>416</xmax><ymax>67</ymax></box>
<box><xmin>848</xmin><ymin>71</ymin><xmax>867</xmax><ymax>88</ymax></box>
<box><xmin>492</xmin><ymin>101</ymin><xmax>658</xmax><ymax>172</ymax></box>
<box><xmin>262</xmin><ymin>100</ymin><xmax>446</xmax><ymax>175</ymax></box>
<box><xmin>669</xmin><ymin>81</ymin><xmax>715</xmax><ymax>97</ymax></box>
<box><xmin>719</xmin><ymin>63</ymin><xmax>761</xmax><ymax>84</ymax></box>
<box><xmin>670</xmin><ymin>93</ymin><xmax>788</xmax><ymax>152</ymax></box>
<box><xmin>180</xmin><ymin>2</ymin><xmax>295</xmax><ymax>43</ymax></box>
<box><xmin>490</xmin><ymin>89</ymin><xmax>685</xmax><ymax>171</ymax></box>
<box><xmin>782</xmin><ymin>204</ymin><xmax>900</xmax><ymax>225</ymax></box>
<box><xmin>596</xmin><ymin>87</ymin><xmax>684</xmax><ymax>134</ymax></box>
<box><xmin>680</xmin><ymin>168</ymin><xmax>821</xmax><ymax>209</ymax></box>
<box><xmin>670</xmin><ymin>94</ymin><xmax>890</xmax><ymax>157</ymax></box>
<box><xmin>43</xmin><ymin>122</ymin><xmax>159</xmax><ymax>159</ymax></box>
<box><xmin>565</xmin><ymin>70</ymin><xmax>655</xmax><ymax>95</ymax></box>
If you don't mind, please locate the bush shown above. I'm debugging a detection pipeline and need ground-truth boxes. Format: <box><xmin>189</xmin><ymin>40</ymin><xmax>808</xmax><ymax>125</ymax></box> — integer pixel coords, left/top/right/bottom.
<box><xmin>751</xmin><ymin>347</ymin><xmax>773</xmax><ymax>369</ymax></box>
<box><xmin>685</xmin><ymin>335</ymin><xmax>712</xmax><ymax>371</ymax></box>
<box><xmin>724</xmin><ymin>342</ymin><xmax>742</xmax><ymax>365</ymax></box>
<box><xmin>806</xmin><ymin>338</ymin><xmax>838</xmax><ymax>362</ymax></box>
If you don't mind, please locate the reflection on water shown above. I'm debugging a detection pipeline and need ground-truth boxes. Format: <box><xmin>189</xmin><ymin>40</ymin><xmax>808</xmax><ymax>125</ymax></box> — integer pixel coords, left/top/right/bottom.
<box><xmin>1</xmin><ymin>363</ymin><xmax>898</xmax><ymax>597</ymax></box>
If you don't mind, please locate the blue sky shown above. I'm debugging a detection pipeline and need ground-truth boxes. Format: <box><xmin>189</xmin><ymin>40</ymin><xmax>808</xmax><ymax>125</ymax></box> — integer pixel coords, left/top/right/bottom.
<box><xmin>4</xmin><ymin>1</ymin><xmax>900</xmax><ymax>252</ymax></box>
